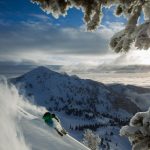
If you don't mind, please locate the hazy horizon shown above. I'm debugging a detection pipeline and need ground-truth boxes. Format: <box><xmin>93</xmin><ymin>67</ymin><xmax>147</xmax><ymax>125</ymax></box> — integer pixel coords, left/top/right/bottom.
<box><xmin>1</xmin><ymin>64</ymin><xmax>150</xmax><ymax>88</ymax></box>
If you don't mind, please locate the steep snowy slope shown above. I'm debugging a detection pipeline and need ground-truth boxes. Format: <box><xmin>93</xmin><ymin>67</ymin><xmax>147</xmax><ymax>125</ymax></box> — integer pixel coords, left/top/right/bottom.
<box><xmin>19</xmin><ymin>107</ymin><xmax>90</xmax><ymax>150</ymax></box>
<box><xmin>0</xmin><ymin>80</ymin><xmax>90</xmax><ymax>150</ymax></box>
<box><xmin>11</xmin><ymin>66</ymin><xmax>142</xmax><ymax>149</ymax></box>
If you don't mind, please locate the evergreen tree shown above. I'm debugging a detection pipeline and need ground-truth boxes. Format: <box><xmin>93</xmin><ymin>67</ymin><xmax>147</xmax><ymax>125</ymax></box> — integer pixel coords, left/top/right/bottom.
<box><xmin>82</xmin><ymin>129</ymin><xmax>101</xmax><ymax>150</ymax></box>
<box><xmin>120</xmin><ymin>109</ymin><xmax>150</xmax><ymax>150</ymax></box>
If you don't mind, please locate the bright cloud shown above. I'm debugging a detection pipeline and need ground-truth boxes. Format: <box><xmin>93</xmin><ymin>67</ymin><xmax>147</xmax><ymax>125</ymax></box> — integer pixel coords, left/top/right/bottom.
<box><xmin>0</xmin><ymin>18</ymin><xmax>124</xmax><ymax>64</ymax></box>
<box><xmin>0</xmin><ymin>17</ymin><xmax>150</xmax><ymax>69</ymax></box>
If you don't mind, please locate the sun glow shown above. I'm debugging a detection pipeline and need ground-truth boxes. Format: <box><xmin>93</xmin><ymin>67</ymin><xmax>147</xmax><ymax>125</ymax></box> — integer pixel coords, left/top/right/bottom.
<box><xmin>127</xmin><ymin>49</ymin><xmax>150</xmax><ymax>65</ymax></box>
<box><xmin>115</xmin><ymin>48</ymin><xmax>150</xmax><ymax>65</ymax></box>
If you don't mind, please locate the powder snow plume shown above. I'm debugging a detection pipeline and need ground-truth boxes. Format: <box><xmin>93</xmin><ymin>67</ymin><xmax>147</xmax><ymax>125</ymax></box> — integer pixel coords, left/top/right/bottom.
<box><xmin>0</xmin><ymin>77</ymin><xmax>48</xmax><ymax>150</ymax></box>
<box><xmin>0</xmin><ymin>77</ymin><xmax>31</xmax><ymax>150</ymax></box>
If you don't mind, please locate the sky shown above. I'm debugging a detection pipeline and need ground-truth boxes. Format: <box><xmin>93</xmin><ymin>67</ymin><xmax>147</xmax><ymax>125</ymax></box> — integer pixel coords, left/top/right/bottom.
<box><xmin>0</xmin><ymin>0</ymin><xmax>150</xmax><ymax>78</ymax></box>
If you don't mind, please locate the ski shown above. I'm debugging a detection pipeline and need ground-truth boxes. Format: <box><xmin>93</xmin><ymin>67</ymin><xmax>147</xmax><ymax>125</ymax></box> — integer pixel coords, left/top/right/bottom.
<box><xmin>55</xmin><ymin>128</ymin><xmax>64</xmax><ymax>136</ymax></box>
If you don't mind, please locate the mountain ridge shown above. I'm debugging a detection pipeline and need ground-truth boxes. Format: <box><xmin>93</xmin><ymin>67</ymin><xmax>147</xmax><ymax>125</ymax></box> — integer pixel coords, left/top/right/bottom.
<box><xmin>11</xmin><ymin>66</ymin><xmax>140</xmax><ymax>113</ymax></box>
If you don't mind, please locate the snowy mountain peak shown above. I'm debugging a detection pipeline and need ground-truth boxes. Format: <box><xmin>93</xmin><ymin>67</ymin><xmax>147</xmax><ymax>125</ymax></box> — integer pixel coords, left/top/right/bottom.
<box><xmin>23</xmin><ymin>66</ymin><xmax>56</xmax><ymax>76</ymax></box>
<box><xmin>33</xmin><ymin>66</ymin><xmax>51</xmax><ymax>72</ymax></box>
<box><xmin>11</xmin><ymin>66</ymin><xmax>141</xmax><ymax>115</ymax></box>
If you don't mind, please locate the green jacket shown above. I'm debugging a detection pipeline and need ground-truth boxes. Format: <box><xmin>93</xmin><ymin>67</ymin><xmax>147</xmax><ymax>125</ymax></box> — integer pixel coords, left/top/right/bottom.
<box><xmin>43</xmin><ymin>112</ymin><xmax>60</xmax><ymax>124</ymax></box>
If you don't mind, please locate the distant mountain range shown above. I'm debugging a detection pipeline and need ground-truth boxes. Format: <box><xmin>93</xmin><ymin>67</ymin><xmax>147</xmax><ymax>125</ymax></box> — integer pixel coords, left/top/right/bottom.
<box><xmin>87</xmin><ymin>65</ymin><xmax>150</xmax><ymax>74</ymax></box>
<box><xmin>10</xmin><ymin>66</ymin><xmax>150</xmax><ymax>150</ymax></box>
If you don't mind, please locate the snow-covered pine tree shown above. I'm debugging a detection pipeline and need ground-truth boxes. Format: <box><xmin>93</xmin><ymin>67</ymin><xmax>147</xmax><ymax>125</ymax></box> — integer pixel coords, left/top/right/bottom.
<box><xmin>120</xmin><ymin>109</ymin><xmax>150</xmax><ymax>150</ymax></box>
<box><xmin>82</xmin><ymin>129</ymin><xmax>101</xmax><ymax>150</ymax></box>
<box><xmin>31</xmin><ymin>0</ymin><xmax>150</xmax><ymax>52</ymax></box>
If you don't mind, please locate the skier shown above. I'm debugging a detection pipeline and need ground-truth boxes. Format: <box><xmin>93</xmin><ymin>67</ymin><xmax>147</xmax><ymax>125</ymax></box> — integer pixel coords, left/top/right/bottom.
<box><xmin>43</xmin><ymin>112</ymin><xmax>67</xmax><ymax>136</ymax></box>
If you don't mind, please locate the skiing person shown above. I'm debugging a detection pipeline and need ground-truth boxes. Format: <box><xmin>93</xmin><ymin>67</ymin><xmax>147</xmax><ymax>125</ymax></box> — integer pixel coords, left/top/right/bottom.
<box><xmin>43</xmin><ymin>112</ymin><xmax>67</xmax><ymax>136</ymax></box>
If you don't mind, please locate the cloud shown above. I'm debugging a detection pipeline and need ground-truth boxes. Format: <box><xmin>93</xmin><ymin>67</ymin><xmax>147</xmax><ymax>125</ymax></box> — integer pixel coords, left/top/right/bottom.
<box><xmin>113</xmin><ymin>48</ymin><xmax>150</xmax><ymax>65</ymax></box>
<box><xmin>95</xmin><ymin>21</ymin><xmax>125</xmax><ymax>39</ymax></box>
<box><xmin>29</xmin><ymin>14</ymin><xmax>50</xmax><ymax>21</ymax></box>
<box><xmin>0</xmin><ymin>60</ymin><xmax>62</xmax><ymax>78</ymax></box>
<box><xmin>3</xmin><ymin>18</ymin><xmax>150</xmax><ymax>70</ymax></box>
<box><xmin>0</xmin><ymin>19</ymin><xmax>124</xmax><ymax>63</ymax></box>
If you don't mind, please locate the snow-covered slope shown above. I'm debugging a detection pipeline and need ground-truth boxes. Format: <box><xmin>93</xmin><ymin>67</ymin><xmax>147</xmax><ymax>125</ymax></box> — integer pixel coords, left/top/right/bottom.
<box><xmin>10</xmin><ymin>66</ymin><xmax>144</xmax><ymax>149</ymax></box>
<box><xmin>20</xmin><ymin>107</ymin><xmax>90</xmax><ymax>150</ymax></box>
<box><xmin>0</xmin><ymin>80</ymin><xmax>90</xmax><ymax>150</ymax></box>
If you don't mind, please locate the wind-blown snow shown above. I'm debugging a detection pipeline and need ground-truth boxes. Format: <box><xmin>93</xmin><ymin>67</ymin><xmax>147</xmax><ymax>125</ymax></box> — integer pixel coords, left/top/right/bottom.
<box><xmin>0</xmin><ymin>78</ymin><xmax>30</xmax><ymax>150</ymax></box>
<box><xmin>0</xmin><ymin>78</ymin><xmax>90</xmax><ymax>150</ymax></box>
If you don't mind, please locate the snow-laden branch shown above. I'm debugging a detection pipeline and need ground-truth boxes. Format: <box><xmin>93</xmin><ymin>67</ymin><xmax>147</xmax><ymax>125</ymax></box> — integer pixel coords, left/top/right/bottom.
<box><xmin>31</xmin><ymin>0</ymin><xmax>150</xmax><ymax>52</ymax></box>
<box><xmin>120</xmin><ymin>109</ymin><xmax>150</xmax><ymax>150</ymax></box>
